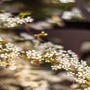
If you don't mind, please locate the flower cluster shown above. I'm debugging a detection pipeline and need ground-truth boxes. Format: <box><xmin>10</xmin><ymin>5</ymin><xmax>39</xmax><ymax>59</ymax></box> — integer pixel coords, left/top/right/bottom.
<box><xmin>25</xmin><ymin>41</ymin><xmax>90</xmax><ymax>90</ymax></box>
<box><xmin>0</xmin><ymin>37</ymin><xmax>22</xmax><ymax>70</ymax></box>
<box><xmin>0</xmin><ymin>33</ymin><xmax>89</xmax><ymax>89</ymax></box>
<box><xmin>0</xmin><ymin>12</ymin><xmax>33</xmax><ymax>27</ymax></box>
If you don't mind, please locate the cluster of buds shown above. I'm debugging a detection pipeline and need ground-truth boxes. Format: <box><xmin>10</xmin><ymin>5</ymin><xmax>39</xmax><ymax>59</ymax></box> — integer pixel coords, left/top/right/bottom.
<box><xmin>0</xmin><ymin>12</ymin><xmax>33</xmax><ymax>28</ymax></box>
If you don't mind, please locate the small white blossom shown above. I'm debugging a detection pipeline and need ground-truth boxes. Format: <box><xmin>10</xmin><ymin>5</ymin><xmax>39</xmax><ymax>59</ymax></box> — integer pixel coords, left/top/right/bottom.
<box><xmin>0</xmin><ymin>13</ymin><xmax>33</xmax><ymax>28</ymax></box>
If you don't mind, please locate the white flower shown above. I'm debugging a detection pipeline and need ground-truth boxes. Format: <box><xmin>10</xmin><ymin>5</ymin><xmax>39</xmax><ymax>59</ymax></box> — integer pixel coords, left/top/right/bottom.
<box><xmin>51</xmin><ymin>65</ymin><xmax>58</xmax><ymax>70</ymax></box>
<box><xmin>5</xmin><ymin>43</ymin><xmax>14</xmax><ymax>48</ymax></box>
<box><xmin>67</xmin><ymin>72</ymin><xmax>74</xmax><ymax>77</ymax></box>
<box><xmin>26</xmin><ymin>50</ymin><xmax>42</xmax><ymax>61</ymax></box>
<box><xmin>1</xmin><ymin>53</ymin><xmax>9</xmax><ymax>59</ymax></box>
<box><xmin>75</xmin><ymin>78</ymin><xmax>86</xmax><ymax>84</ymax></box>
<box><xmin>12</xmin><ymin>46</ymin><xmax>22</xmax><ymax>52</ymax></box>
<box><xmin>25</xmin><ymin>17</ymin><xmax>33</xmax><ymax>22</ymax></box>
<box><xmin>77</xmin><ymin>72</ymin><xmax>83</xmax><ymax>77</ymax></box>
<box><xmin>81</xmin><ymin>60</ymin><xmax>87</xmax><ymax>66</ymax></box>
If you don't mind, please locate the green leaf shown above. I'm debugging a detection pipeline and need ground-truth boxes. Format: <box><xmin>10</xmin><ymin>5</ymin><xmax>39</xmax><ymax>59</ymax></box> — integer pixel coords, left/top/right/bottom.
<box><xmin>18</xmin><ymin>12</ymin><xmax>31</xmax><ymax>18</ymax></box>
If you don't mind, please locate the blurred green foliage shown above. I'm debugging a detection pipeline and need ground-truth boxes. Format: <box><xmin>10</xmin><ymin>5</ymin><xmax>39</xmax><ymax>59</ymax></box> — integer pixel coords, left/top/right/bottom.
<box><xmin>0</xmin><ymin>0</ymin><xmax>74</xmax><ymax>19</ymax></box>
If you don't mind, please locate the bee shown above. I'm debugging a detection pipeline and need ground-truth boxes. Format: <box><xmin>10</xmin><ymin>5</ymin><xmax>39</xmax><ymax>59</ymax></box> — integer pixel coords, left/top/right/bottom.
<box><xmin>34</xmin><ymin>31</ymin><xmax>48</xmax><ymax>40</ymax></box>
